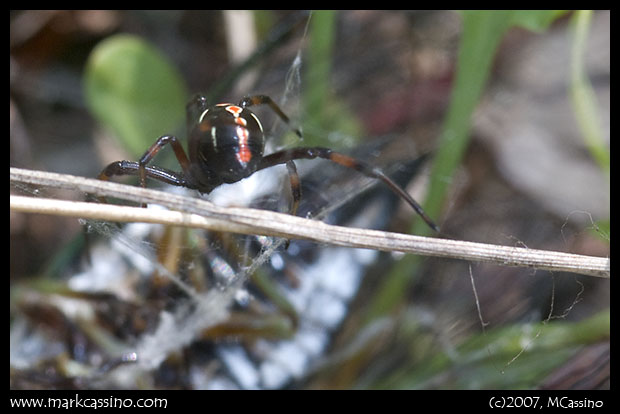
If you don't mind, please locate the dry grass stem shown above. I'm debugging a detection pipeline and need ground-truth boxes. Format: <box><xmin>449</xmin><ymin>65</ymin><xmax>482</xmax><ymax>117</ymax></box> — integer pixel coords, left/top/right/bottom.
<box><xmin>10</xmin><ymin>167</ymin><xmax>610</xmax><ymax>278</ymax></box>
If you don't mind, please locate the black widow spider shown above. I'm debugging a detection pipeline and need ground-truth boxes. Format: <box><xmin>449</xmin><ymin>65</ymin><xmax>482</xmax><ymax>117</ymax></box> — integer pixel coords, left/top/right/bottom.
<box><xmin>97</xmin><ymin>94</ymin><xmax>439</xmax><ymax>232</ymax></box>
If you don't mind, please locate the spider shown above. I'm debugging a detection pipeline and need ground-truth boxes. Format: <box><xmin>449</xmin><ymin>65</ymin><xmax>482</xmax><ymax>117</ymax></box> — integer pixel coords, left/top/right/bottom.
<box><xmin>97</xmin><ymin>94</ymin><xmax>439</xmax><ymax>232</ymax></box>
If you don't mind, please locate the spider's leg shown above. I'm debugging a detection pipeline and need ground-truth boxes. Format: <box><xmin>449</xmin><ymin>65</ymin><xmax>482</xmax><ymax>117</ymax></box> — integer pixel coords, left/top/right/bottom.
<box><xmin>258</xmin><ymin>147</ymin><xmax>440</xmax><ymax>232</ymax></box>
<box><xmin>271</xmin><ymin>160</ymin><xmax>301</xmax><ymax>250</ymax></box>
<box><xmin>98</xmin><ymin>161</ymin><xmax>189</xmax><ymax>186</ymax></box>
<box><xmin>137</xmin><ymin>135</ymin><xmax>191</xmax><ymax>190</ymax></box>
<box><xmin>238</xmin><ymin>95</ymin><xmax>302</xmax><ymax>138</ymax></box>
<box><xmin>285</xmin><ymin>160</ymin><xmax>301</xmax><ymax>217</ymax></box>
<box><xmin>96</xmin><ymin>161</ymin><xmax>189</xmax><ymax>204</ymax></box>
<box><xmin>96</xmin><ymin>135</ymin><xmax>192</xmax><ymax>207</ymax></box>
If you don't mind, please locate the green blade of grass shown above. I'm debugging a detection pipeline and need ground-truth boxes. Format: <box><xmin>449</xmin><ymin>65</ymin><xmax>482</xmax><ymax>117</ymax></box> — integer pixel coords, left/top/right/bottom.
<box><xmin>367</xmin><ymin>11</ymin><xmax>567</xmax><ymax>321</ymax></box>
<box><xmin>569</xmin><ymin>10</ymin><xmax>610</xmax><ymax>175</ymax></box>
<box><xmin>303</xmin><ymin>10</ymin><xmax>362</xmax><ymax>147</ymax></box>
<box><xmin>375</xmin><ymin>309</ymin><xmax>609</xmax><ymax>389</ymax></box>
<box><xmin>414</xmin><ymin>10</ymin><xmax>567</xmax><ymax>237</ymax></box>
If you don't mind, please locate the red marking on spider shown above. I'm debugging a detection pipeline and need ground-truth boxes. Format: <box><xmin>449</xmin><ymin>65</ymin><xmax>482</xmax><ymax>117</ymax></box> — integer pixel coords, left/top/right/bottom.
<box><xmin>225</xmin><ymin>105</ymin><xmax>243</xmax><ymax>117</ymax></box>
<box><xmin>236</xmin><ymin>126</ymin><xmax>252</xmax><ymax>163</ymax></box>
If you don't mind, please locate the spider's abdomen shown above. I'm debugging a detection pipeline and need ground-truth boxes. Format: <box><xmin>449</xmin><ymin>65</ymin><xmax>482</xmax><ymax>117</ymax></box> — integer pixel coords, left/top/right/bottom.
<box><xmin>189</xmin><ymin>104</ymin><xmax>265</xmax><ymax>184</ymax></box>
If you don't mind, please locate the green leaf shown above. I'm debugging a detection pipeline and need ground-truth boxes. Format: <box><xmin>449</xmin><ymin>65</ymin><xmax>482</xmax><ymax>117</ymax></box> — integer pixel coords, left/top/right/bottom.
<box><xmin>84</xmin><ymin>34</ymin><xmax>187</xmax><ymax>157</ymax></box>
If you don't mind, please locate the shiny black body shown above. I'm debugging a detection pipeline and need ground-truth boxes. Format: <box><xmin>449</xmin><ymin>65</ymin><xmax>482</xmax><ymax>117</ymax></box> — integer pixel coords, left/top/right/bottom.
<box><xmin>97</xmin><ymin>94</ymin><xmax>439</xmax><ymax>232</ymax></box>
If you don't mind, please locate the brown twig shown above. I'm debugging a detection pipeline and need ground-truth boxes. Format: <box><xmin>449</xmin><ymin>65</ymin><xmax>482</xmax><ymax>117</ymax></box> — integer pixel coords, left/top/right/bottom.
<box><xmin>10</xmin><ymin>167</ymin><xmax>610</xmax><ymax>278</ymax></box>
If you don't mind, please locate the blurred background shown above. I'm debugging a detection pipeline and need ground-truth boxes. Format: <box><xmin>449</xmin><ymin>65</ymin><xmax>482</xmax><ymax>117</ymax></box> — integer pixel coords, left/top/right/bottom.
<box><xmin>10</xmin><ymin>10</ymin><xmax>609</xmax><ymax>389</ymax></box>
